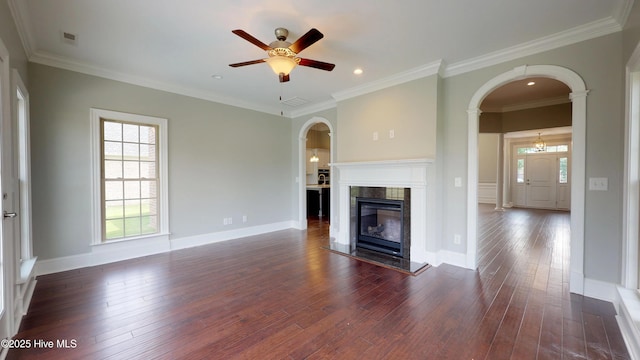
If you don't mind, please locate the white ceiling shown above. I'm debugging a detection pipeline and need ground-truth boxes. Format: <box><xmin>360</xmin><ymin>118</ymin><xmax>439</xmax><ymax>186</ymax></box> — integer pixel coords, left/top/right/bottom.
<box><xmin>7</xmin><ymin>0</ymin><xmax>634</xmax><ymax>116</ymax></box>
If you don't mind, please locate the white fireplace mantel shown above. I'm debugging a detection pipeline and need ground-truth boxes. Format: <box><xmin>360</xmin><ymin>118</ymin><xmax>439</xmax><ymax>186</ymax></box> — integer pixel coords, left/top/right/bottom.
<box><xmin>333</xmin><ymin>158</ymin><xmax>435</xmax><ymax>264</ymax></box>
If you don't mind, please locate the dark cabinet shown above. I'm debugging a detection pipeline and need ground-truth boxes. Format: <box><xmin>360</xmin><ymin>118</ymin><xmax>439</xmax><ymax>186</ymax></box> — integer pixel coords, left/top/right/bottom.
<box><xmin>307</xmin><ymin>188</ymin><xmax>330</xmax><ymax>218</ymax></box>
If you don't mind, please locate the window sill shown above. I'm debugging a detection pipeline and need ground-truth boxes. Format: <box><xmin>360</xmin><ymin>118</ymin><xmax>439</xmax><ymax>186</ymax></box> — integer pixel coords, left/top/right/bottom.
<box><xmin>92</xmin><ymin>232</ymin><xmax>171</xmax><ymax>248</ymax></box>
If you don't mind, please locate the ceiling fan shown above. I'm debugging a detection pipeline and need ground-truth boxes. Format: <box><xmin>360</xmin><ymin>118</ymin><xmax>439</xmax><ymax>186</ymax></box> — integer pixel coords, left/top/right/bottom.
<box><xmin>229</xmin><ymin>27</ymin><xmax>335</xmax><ymax>83</ymax></box>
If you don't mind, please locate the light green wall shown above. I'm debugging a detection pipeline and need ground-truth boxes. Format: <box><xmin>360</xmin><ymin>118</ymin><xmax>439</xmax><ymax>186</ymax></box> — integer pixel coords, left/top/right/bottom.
<box><xmin>478</xmin><ymin>134</ymin><xmax>498</xmax><ymax>183</ymax></box>
<box><xmin>440</xmin><ymin>32</ymin><xmax>624</xmax><ymax>283</ymax></box>
<box><xmin>29</xmin><ymin>63</ymin><xmax>293</xmax><ymax>260</ymax></box>
<box><xmin>336</xmin><ymin>76</ymin><xmax>438</xmax><ymax>162</ymax></box>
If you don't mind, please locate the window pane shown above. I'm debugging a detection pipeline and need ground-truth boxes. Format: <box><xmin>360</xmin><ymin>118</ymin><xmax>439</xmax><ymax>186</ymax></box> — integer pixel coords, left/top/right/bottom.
<box><xmin>123</xmin><ymin>123</ymin><xmax>139</xmax><ymax>143</ymax></box>
<box><xmin>140</xmin><ymin>126</ymin><xmax>156</xmax><ymax>144</ymax></box>
<box><xmin>141</xmin><ymin>216</ymin><xmax>157</xmax><ymax>235</ymax></box>
<box><xmin>105</xmin><ymin>200</ymin><xmax>124</xmax><ymax>220</ymax></box>
<box><xmin>123</xmin><ymin>143</ymin><xmax>139</xmax><ymax>160</ymax></box>
<box><xmin>104</xmin><ymin>141</ymin><xmax>122</xmax><ymax>160</ymax></box>
<box><xmin>123</xmin><ymin>161</ymin><xmax>140</xmax><ymax>179</ymax></box>
<box><xmin>140</xmin><ymin>144</ymin><xmax>156</xmax><ymax>162</ymax></box>
<box><xmin>559</xmin><ymin>157</ymin><xmax>568</xmax><ymax>183</ymax></box>
<box><xmin>124</xmin><ymin>217</ymin><xmax>142</xmax><ymax>237</ymax></box>
<box><xmin>141</xmin><ymin>180</ymin><xmax>157</xmax><ymax>199</ymax></box>
<box><xmin>103</xmin><ymin>121</ymin><xmax>122</xmax><ymax>141</ymax></box>
<box><xmin>141</xmin><ymin>198</ymin><xmax>157</xmax><ymax>216</ymax></box>
<box><xmin>124</xmin><ymin>199</ymin><xmax>141</xmax><ymax>217</ymax></box>
<box><xmin>105</xmin><ymin>219</ymin><xmax>124</xmax><ymax>240</ymax></box>
<box><xmin>517</xmin><ymin>159</ymin><xmax>525</xmax><ymax>183</ymax></box>
<box><xmin>124</xmin><ymin>181</ymin><xmax>140</xmax><ymax>199</ymax></box>
<box><xmin>546</xmin><ymin>145</ymin><xmax>557</xmax><ymax>153</ymax></box>
<box><xmin>140</xmin><ymin>161</ymin><xmax>156</xmax><ymax>179</ymax></box>
<box><xmin>105</xmin><ymin>181</ymin><xmax>123</xmax><ymax>201</ymax></box>
<box><xmin>558</xmin><ymin>144</ymin><xmax>569</xmax><ymax>152</ymax></box>
<box><xmin>104</xmin><ymin>160</ymin><xmax>122</xmax><ymax>179</ymax></box>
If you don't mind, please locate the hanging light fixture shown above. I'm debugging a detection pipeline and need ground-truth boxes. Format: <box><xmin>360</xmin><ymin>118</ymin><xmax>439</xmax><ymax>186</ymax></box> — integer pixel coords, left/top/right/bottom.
<box><xmin>533</xmin><ymin>132</ymin><xmax>546</xmax><ymax>152</ymax></box>
<box><xmin>309</xmin><ymin>128</ymin><xmax>319</xmax><ymax>162</ymax></box>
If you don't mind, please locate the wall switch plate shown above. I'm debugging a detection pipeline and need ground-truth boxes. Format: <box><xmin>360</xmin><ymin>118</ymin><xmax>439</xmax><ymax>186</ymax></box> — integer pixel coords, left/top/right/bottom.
<box><xmin>589</xmin><ymin>177</ymin><xmax>608</xmax><ymax>191</ymax></box>
<box><xmin>454</xmin><ymin>234</ymin><xmax>461</xmax><ymax>245</ymax></box>
<box><xmin>389</xmin><ymin>129</ymin><xmax>395</xmax><ymax>139</ymax></box>
<box><xmin>242</xmin><ymin>215</ymin><xmax>247</xmax><ymax>223</ymax></box>
<box><xmin>373</xmin><ymin>131</ymin><xmax>379</xmax><ymax>141</ymax></box>
<box><xmin>454</xmin><ymin>177</ymin><xmax>462</xmax><ymax>188</ymax></box>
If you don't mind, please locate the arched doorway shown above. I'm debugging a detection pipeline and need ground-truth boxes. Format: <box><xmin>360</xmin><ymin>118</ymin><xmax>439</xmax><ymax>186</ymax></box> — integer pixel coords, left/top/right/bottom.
<box><xmin>297</xmin><ymin>117</ymin><xmax>334</xmax><ymax>235</ymax></box>
<box><xmin>467</xmin><ymin>65</ymin><xmax>588</xmax><ymax>294</ymax></box>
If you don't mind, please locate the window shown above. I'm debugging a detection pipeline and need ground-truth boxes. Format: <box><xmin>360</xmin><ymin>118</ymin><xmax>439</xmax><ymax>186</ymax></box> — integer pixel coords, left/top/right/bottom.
<box><xmin>12</xmin><ymin>70</ymin><xmax>33</xmax><ymax>263</ymax></box>
<box><xmin>517</xmin><ymin>144</ymin><xmax>569</xmax><ymax>154</ymax></box>
<box><xmin>516</xmin><ymin>158</ymin><xmax>525</xmax><ymax>183</ymax></box>
<box><xmin>559</xmin><ymin>157</ymin><xmax>568</xmax><ymax>184</ymax></box>
<box><xmin>91</xmin><ymin>109</ymin><xmax>168</xmax><ymax>244</ymax></box>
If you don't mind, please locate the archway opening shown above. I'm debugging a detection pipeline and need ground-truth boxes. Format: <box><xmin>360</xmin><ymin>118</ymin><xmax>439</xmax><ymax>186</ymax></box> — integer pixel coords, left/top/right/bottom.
<box><xmin>467</xmin><ymin>65</ymin><xmax>587</xmax><ymax>295</ymax></box>
<box><xmin>297</xmin><ymin>117</ymin><xmax>334</xmax><ymax>236</ymax></box>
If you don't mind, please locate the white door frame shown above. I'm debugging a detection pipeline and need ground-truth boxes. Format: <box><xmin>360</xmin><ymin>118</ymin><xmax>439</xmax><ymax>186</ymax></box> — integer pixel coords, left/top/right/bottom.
<box><xmin>623</xmin><ymin>45</ymin><xmax>640</xmax><ymax>289</ymax></box>
<box><xmin>0</xmin><ymin>36</ymin><xmax>16</xmax><ymax>345</ymax></box>
<box><xmin>467</xmin><ymin>65</ymin><xmax>588</xmax><ymax>294</ymax></box>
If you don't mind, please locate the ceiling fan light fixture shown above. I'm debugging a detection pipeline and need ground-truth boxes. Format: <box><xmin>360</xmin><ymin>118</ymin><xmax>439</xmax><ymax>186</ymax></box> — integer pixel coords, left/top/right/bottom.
<box><xmin>265</xmin><ymin>55</ymin><xmax>299</xmax><ymax>76</ymax></box>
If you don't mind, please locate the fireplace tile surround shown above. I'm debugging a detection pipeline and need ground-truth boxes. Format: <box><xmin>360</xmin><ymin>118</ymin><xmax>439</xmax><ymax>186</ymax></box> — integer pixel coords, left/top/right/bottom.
<box><xmin>332</xmin><ymin>159</ymin><xmax>435</xmax><ymax>268</ymax></box>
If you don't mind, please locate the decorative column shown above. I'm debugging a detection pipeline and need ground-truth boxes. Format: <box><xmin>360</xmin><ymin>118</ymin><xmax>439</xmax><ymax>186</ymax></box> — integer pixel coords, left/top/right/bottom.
<box><xmin>495</xmin><ymin>133</ymin><xmax>505</xmax><ymax>211</ymax></box>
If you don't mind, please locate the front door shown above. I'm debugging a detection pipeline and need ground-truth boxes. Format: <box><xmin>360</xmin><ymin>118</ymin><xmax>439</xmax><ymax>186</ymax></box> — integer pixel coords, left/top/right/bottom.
<box><xmin>525</xmin><ymin>154</ymin><xmax>557</xmax><ymax>209</ymax></box>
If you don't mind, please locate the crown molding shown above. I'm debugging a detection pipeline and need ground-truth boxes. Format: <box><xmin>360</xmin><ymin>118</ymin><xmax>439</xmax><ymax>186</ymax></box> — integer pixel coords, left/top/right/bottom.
<box><xmin>332</xmin><ymin>60</ymin><xmax>444</xmax><ymax>102</ymax></box>
<box><xmin>7</xmin><ymin>0</ymin><xmax>36</xmax><ymax>58</ymax></box>
<box><xmin>29</xmin><ymin>51</ymin><xmax>284</xmax><ymax>116</ymax></box>
<box><xmin>443</xmin><ymin>16</ymin><xmax>623</xmax><ymax>78</ymax></box>
<box><xmin>614</xmin><ymin>0</ymin><xmax>635</xmax><ymax>28</ymax></box>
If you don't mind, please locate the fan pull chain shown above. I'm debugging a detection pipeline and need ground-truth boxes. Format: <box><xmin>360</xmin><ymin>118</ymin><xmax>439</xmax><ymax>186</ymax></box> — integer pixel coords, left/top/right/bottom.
<box><xmin>279</xmin><ymin>83</ymin><xmax>284</xmax><ymax>116</ymax></box>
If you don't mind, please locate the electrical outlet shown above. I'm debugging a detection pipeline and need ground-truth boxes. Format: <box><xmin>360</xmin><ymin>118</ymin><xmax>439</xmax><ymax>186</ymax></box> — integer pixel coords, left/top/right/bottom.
<box><xmin>454</xmin><ymin>177</ymin><xmax>462</xmax><ymax>188</ymax></box>
<box><xmin>454</xmin><ymin>234</ymin><xmax>461</xmax><ymax>245</ymax></box>
<box><xmin>243</xmin><ymin>215</ymin><xmax>247</xmax><ymax>223</ymax></box>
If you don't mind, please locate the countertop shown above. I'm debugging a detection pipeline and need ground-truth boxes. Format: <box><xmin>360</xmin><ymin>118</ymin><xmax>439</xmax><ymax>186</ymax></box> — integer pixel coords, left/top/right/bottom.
<box><xmin>306</xmin><ymin>184</ymin><xmax>331</xmax><ymax>190</ymax></box>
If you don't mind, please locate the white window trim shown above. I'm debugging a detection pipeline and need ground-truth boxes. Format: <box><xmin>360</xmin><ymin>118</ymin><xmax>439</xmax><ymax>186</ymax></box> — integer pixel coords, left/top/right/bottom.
<box><xmin>90</xmin><ymin>108</ymin><xmax>169</xmax><ymax>245</ymax></box>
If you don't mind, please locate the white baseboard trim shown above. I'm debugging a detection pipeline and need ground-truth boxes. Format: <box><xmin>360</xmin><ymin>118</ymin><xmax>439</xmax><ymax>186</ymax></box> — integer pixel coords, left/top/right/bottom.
<box><xmin>616</xmin><ymin>287</ymin><xmax>640</xmax><ymax>360</ymax></box>
<box><xmin>170</xmin><ymin>221</ymin><xmax>294</xmax><ymax>250</ymax></box>
<box><xmin>36</xmin><ymin>221</ymin><xmax>296</xmax><ymax>276</ymax></box>
<box><xmin>583</xmin><ymin>277</ymin><xmax>618</xmax><ymax>302</ymax></box>
<box><xmin>426</xmin><ymin>249</ymin><xmax>469</xmax><ymax>269</ymax></box>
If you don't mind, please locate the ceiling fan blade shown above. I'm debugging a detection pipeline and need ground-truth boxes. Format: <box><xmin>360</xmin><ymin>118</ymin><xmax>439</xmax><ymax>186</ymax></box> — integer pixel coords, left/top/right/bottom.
<box><xmin>298</xmin><ymin>58</ymin><xmax>335</xmax><ymax>71</ymax></box>
<box><xmin>289</xmin><ymin>28</ymin><xmax>324</xmax><ymax>54</ymax></box>
<box><xmin>231</xmin><ymin>30</ymin><xmax>272</xmax><ymax>51</ymax></box>
<box><xmin>229</xmin><ymin>59</ymin><xmax>266</xmax><ymax>67</ymax></box>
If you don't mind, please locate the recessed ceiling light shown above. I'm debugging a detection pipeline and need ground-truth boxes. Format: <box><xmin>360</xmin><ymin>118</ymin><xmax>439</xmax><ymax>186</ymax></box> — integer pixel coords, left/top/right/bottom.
<box><xmin>527</xmin><ymin>81</ymin><xmax>535</xmax><ymax>86</ymax></box>
<box><xmin>353</xmin><ymin>68</ymin><xmax>363</xmax><ymax>75</ymax></box>
<box><xmin>211</xmin><ymin>75</ymin><xmax>223</xmax><ymax>80</ymax></box>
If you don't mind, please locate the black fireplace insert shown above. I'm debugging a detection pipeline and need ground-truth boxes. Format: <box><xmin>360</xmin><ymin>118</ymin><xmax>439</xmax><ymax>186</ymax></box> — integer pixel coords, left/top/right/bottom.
<box><xmin>356</xmin><ymin>197</ymin><xmax>404</xmax><ymax>257</ymax></box>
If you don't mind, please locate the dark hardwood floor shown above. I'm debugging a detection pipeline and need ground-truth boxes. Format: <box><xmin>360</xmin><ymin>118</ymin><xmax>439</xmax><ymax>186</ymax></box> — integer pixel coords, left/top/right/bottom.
<box><xmin>7</xmin><ymin>207</ymin><xmax>630</xmax><ymax>359</ymax></box>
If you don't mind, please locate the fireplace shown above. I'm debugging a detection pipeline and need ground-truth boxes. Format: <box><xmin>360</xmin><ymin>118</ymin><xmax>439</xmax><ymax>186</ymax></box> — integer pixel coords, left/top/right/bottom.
<box><xmin>334</xmin><ymin>159</ymin><xmax>434</xmax><ymax>266</ymax></box>
<box><xmin>356</xmin><ymin>198</ymin><xmax>404</xmax><ymax>257</ymax></box>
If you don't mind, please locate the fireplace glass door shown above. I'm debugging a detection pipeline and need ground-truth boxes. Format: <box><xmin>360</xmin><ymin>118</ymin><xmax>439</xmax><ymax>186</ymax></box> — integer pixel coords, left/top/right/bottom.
<box><xmin>356</xmin><ymin>198</ymin><xmax>404</xmax><ymax>257</ymax></box>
